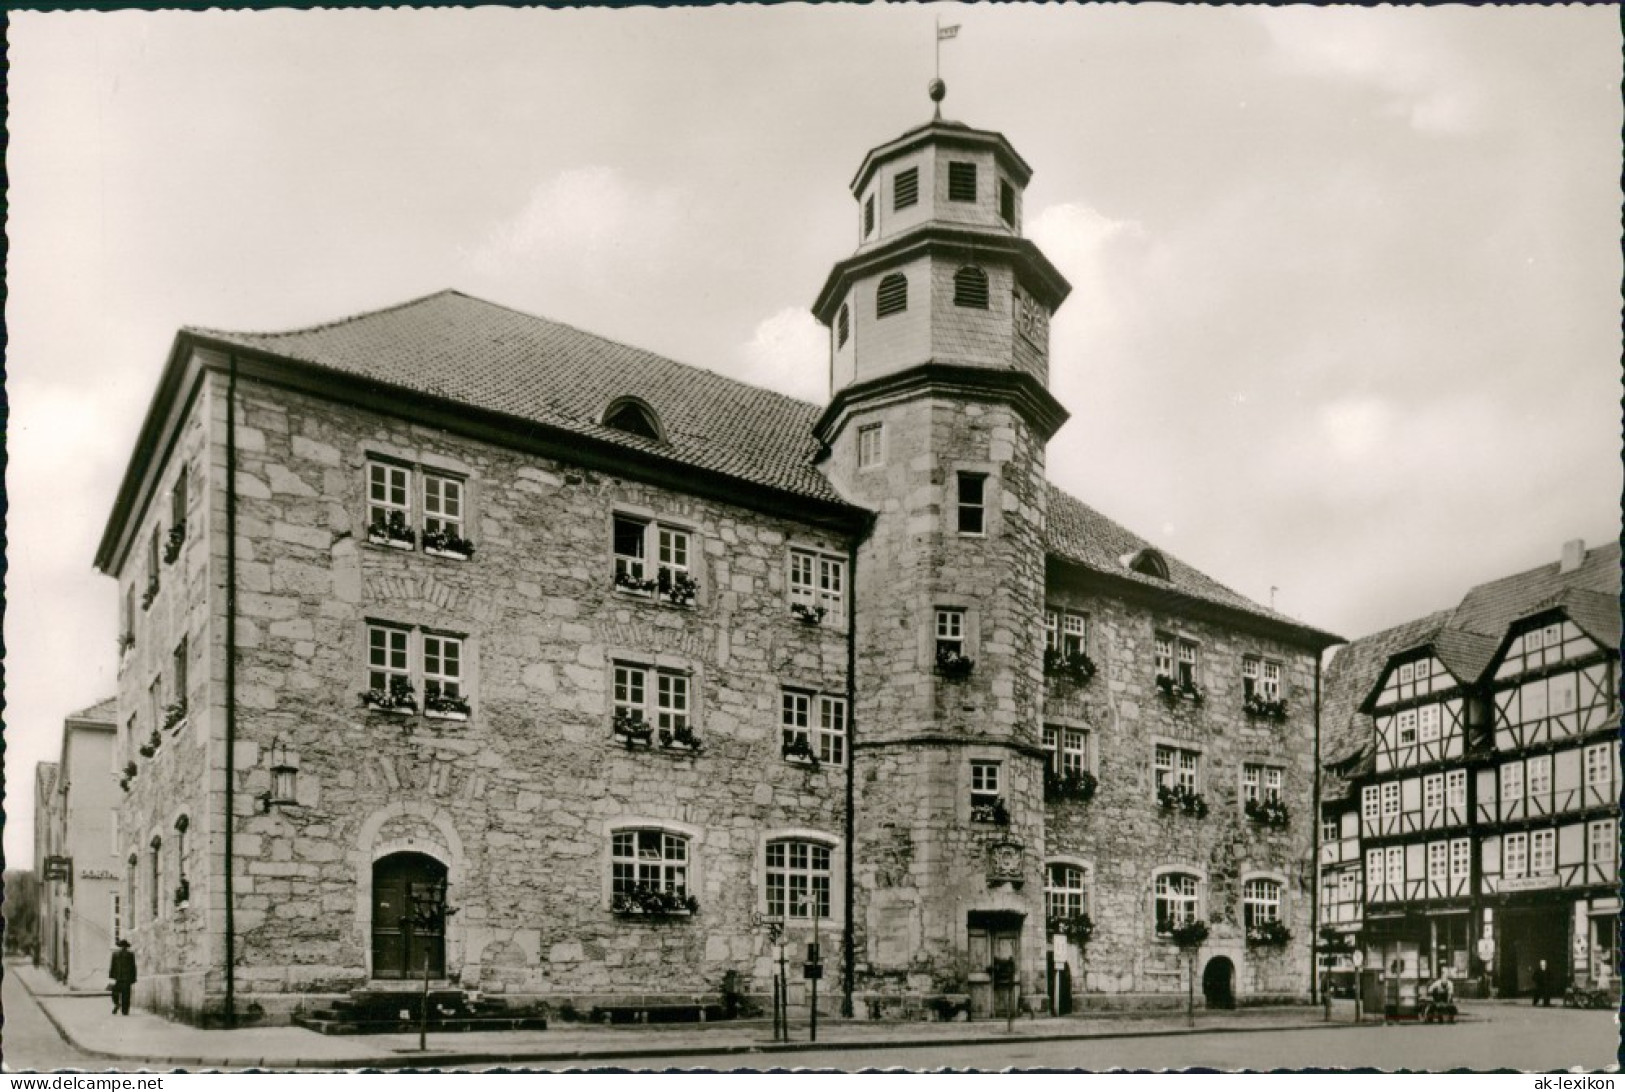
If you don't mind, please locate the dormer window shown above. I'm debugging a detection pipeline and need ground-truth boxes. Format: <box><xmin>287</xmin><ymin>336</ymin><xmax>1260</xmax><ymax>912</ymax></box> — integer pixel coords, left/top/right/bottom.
<box><xmin>893</xmin><ymin>167</ymin><xmax>919</xmax><ymax>211</ymax></box>
<box><xmin>948</xmin><ymin>162</ymin><xmax>977</xmax><ymax>202</ymax></box>
<box><xmin>602</xmin><ymin>398</ymin><xmax>662</xmax><ymax>442</ymax></box>
<box><xmin>953</xmin><ymin>267</ymin><xmax>989</xmax><ymax>309</ymax></box>
<box><xmin>1127</xmin><ymin>548</ymin><xmax>1169</xmax><ymax>580</ymax></box>
<box><xmin>877</xmin><ymin>273</ymin><xmax>909</xmax><ymax>318</ymax></box>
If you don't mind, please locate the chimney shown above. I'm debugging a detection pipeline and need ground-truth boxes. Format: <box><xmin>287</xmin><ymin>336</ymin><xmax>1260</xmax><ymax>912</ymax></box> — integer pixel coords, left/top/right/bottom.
<box><xmin>1560</xmin><ymin>539</ymin><xmax>1586</xmax><ymax>574</ymax></box>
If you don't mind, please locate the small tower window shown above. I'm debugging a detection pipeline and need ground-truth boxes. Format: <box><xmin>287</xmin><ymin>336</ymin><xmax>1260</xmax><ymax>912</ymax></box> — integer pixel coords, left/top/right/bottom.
<box><xmin>893</xmin><ymin>167</ymin><xmax>919</xmax><ymax>211</ymax></box>
<box><xmin>953</xmin><ymin>266</ymin><xmax>989</xmax><ymax>309</ymax></box>
<box><xmin>957</xmin><ymin>473</ymin><xmax>987</xmax><ymax>535</ymax></box>
<box><xmin>836</xmin><ymin>304</ymin><xmax>850</xmax><ymax>349</ymax></box>
<box><xmin>999</xmin><ymin>180</ymin><xmax>1016</xmax><ymax>227</ymax></box>
<box><xmin>863</xmin><ymin>195</ymin><xmax>876</xmax><ymax>239</ymax></box>
<box><xmin>876</xmin><ymin>273</ymin><xmax>908</xmax><ymax>318</ymax></box>
<box><xmin>948</xmin><ymin>162</ymin><xmax>978</xmax><ymax>202</ymax></box>
<box><xmin>602</xmin><ymin>398</ymin><xmax>663</xmax><ymax>442</ymax></box>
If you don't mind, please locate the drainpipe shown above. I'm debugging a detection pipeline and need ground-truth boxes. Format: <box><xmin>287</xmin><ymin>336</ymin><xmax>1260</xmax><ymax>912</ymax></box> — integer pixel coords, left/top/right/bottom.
<box><xmin>1310</xmin><ymin>651</ymin><xmax>1324</xmax><ymax>1004</ymax></box>
<box><xmin>224</xmin><ymin>354</ymin><xmax>239</xmax><ymax>1027</ymax></box>
<box><xmin>842</xmin><ymin>537</ymin><xmax>858</xmax><ymax>1019</ymax></box>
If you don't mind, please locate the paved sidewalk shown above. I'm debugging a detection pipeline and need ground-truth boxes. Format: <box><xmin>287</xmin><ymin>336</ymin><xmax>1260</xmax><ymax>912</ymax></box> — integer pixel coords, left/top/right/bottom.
<box><xmin>10</xmin><ymin>961</ymin><xmax>1377</xmax><ymax>1071</ymax></box>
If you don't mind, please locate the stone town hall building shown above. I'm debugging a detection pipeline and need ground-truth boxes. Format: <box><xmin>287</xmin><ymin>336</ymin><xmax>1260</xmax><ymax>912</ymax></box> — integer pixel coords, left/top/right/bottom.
<box><xmin>95</xmin><ymin>94</ymin><xmax>1339</xmax><ymax>1025</ymax></box>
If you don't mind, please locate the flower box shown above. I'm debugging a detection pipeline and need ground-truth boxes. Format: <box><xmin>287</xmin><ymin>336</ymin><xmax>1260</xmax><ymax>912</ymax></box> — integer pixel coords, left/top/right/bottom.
<box><xmin>1244</xmin><ymin>797</ymin><xmax>1291</xmax><ymax>829</ymax></box>
<box><xmin>422</xmin><ymin>527</ymin><xmax>476</xmax><ymax>560</ymax></box>
<box><xmin>1246</xmin><ymin>920</ymin><xmax>1292</xmax><ymax>947</ymax></box>
<box><xmin>781</xmin><ymin>737</ymin><xmax>821</xmax><ymax>766</ymax></box>
<box><xmin>1155</xmin><ymin>674</ymin><xmax>1204</xmax><ymax>704</ymax></box>
<box><xmin>658</xmin><ymin>569</ymin><xmax>699</xmax><ymax>607</ymax></box>
<box><xmin>1047</xmin><ymin>911</ymin><xmax>1095</xmax><ymax>945</ymax></box>
<box><xmin>141</xmin><ymin>577</ymin><xmax>160</xmax><ymax>610</ymax></box>
<box><xmin>613</xmin><ymin>712</ymin><xmax>654</xmax><ymax>748</ymax></box>
<box><xmin>366</xmin><ymin>511</ymin><xmax>416</xmax><ymax>550</ymax></box>
<box><xmin>1243</xmin><ymin>694</ymin><xmax>1289</xmax><ymax>721</ymax></box>
<box><xmin>360</xmin><ymin>678</ymin><xmax>418</xmax><ymax>715</ymax></box>
<box><xmin>970</xmin><ymin>796</ymin><xmax>1010</xmax><ymax>826</ymax></box>
<box><xmin>935</xmin><ymin>648</ymin><xmax>975</xmax><ymax>680</ymax></box>
<box><xmin>118</xmin><ymin>632</ymin><xmax>136</xmax><ymax>655</ymax></box>
<box><xmin>424</xmin><ymin>693</ymin><xmax>472</xmax><ymax>721</ymax></box>
<box><xmin>163</xmin><ymin>701</ymin><xmax>188</xmax><ymax>732</ymax></box>
<box><xmin>163</xmin><ymin>524</ymin><xmax>186</xmax><ymax>565</ymax></box>
<box><xmin>1044</xmin><ymin>648</ymin><xmax>1097</xmax><ymax>688</ymax></box>
<box><xmin>1044</xmin><ymin>768</ymin><xmax>1098</xmax><ymax>804</ymax></box>
<box><xmin>611</xmin><ymin>884</ymin><xmax>699</xmax><ymax>918</ymax></box>
<box><xmin>138</xmin><ymin>743</ymin><xmax>157</xmax><ymax>759</ymax></box>
<box><xmin>658</xmin><ymin>725</ymin><xmax>703</xmax><ymax>753</ymax></box>
<box><xmin>1160</xmin><ymin>919</ymin><xmax>1211</xmax><ymax>949</ymax></box>
<box><xmin>174</xmin><ymin>878</ymin><xmax>191</xmax><ymax>908</ymax></box>
<box><xmin>790</xmin><ymin>602</ymin><xmax>827</xmax><ymax>626</ymax></box>
<box><xmin>1157</xmin><ymin>784</ymin><xmax>1209</xmax><ymax>818</ymax></box>
<box><xmin>613</xmin><ymin>570</ymin><xmax>657</xmax><ymax>594</ymax></box>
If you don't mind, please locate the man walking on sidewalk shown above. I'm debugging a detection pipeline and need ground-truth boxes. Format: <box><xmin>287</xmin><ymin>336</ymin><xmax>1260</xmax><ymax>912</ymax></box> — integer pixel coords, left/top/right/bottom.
<box><xmin>1531</xmin><ymin>959</ymin><xmax>1552</xmax><ymax>1007</ymax></box>
<box><xmin>108</xmin><ymin>939</ymin><xmax>137</xmax><ymax>1016</ymax></box>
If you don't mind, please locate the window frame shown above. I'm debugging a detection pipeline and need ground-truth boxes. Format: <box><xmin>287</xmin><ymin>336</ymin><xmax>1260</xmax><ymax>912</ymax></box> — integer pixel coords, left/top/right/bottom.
<box><xmin>1155</xmin><ymin>744</ymin><xmax>1201</xmax><ymax>794</ymax></box>
<box><xmin>612</xmin><ymin>513</ymin><xmax>697</xmax><ymax>600</ymax></box>
<box><xmin>956</xmin><ymin>472</ymin><xmax>987</xmax><ymax>535</ymax></box>
<box><xmin>765</xmin><ymin>838</ymin><xmax>834</xmax><ymax>922</ymax></box>
<box><xmin>999</xmin><ymin>179</ymin><xmax>1016</xmax><ymax>226</ymax></box>
<box><xmin>1045</xmin><ymin>862</ymin><xmax>1089</xmax><ymax>921</ymax></box>
<box><xmin>856</xmin><ymin>422</ymin><xmax>884</xmax><ymax>469</ymax></box>
<box><xmin>1242</xmin><ymin>763</ymin><xmax>1283</xmax><ymax>804</ymax></box>
<box><xmin>1154</xmin><ymin>871</ymin><xmax>1201</xmax><ymax>932</ymax></box>
<box><xmin>611</xmin><ymin>828</ymin><xmax>691</xmax><ymax>902</ymax></box>
<box><xmin>935</xmin><ymin>608</ymin><xmax>966</xmax><ymax>659</ymax></box>
<box><xmin>788</xmin><ymin>547</ymin><xmax>846</xmax><ymax>617</ymax></box>
<box><xmin>1242</xmin><ymin>877</ymin><xmax>1283</xmax><ymax>930</ymax></box>
<box><xmin>422</xmin><ymin>471</ymin><xmax>465</xmax><ymax>540</ymax></box>
<box><xmin>365</xmin><ymin>622</ymin><xmax>474</xmax><ymax>718</ymax></box>
<box><xmin>613</xmin><ymin>659</ymin><xmax>694</xmax><ymax>738</ymax></box>
<box><xmin>970</xmin><ymin>759</ymin><xmax>1001</xmax><ymax>806</ymax></box>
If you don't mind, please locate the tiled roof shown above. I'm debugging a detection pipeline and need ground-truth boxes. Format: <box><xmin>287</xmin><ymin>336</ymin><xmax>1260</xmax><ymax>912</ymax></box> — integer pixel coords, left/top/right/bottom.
<box><xmin>1321</xmin><ymin>541</ymin><xmax>1622</xmax><ymax>797</ymax></box>
<box><xmin>1045</xmin><ymin>486</ymin><xmax>1337</xmax><ymax>642</ymax></box>
<box><xmin>68</xmin><ymin>697</ymin><xmax>118</xmax><ymax>724</ymax></box>
<box><xmin>190</xmin><ymin>290</ymin><xmax>1331</xmax><ymax>643</ymax></box>
<box><xmin>190</xmin><ymin>291</ymin><xmax>847</xmax><ymax>507</ymax></box>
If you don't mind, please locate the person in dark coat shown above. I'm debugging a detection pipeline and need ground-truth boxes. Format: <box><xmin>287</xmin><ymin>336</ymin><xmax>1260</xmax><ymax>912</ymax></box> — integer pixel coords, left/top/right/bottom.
<box><xmin>109</xmin><ymin>940</ymin><xmax>137</xmax><ymax>1016</ymax></box>
<box><xmin>1532</xmin><ymin>959</ymin><xmax>1552</xmax><ymax>1007</ymax></box>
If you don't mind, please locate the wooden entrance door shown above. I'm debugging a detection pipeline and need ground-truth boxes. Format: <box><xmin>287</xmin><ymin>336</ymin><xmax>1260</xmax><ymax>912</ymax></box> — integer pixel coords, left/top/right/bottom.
<box><xmin>371</xmin><ymin>852</ymin><xmax>447</xmax><ymax>980</ymax></box>
<box><xmin>968</xmin><ymin>911</ymin><xmax>1024</xmax><ymax>1018</ymax></box>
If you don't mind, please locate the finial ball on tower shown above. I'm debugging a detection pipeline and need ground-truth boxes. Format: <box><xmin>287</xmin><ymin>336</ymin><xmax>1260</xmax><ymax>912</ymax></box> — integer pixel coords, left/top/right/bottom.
<box><xmin>928</xmin><ymin>78</ymin><xmax>946</xmax><ymax>105</ymax></box>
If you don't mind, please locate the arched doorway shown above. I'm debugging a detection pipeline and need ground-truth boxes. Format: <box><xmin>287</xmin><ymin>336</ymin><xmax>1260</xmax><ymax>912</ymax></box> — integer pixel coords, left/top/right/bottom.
<box><xmin>371</xmin><ymin>852</ymin><xmax>447</xmax><ymax>980</ymax></box>
<box><xmin>1202</xmin><ymin>955</ymin><xmax>1236</xmax><ymax>1009</ymax></box>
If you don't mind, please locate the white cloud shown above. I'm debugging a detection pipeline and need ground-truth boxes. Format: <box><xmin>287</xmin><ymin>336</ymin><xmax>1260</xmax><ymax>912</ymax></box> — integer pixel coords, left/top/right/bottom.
<box><xmin>467</xmin><ymin>166</ymin><xmax>687</xmax><ymax>285</ymax></box>
<box><xmin>1255</xmin><ymin>9</ymin><xmax>1487</xmax><ymax>134</ymax></box>
<box><xmin>732</xmin><ymin>306</ymin><xmax>828</xmax><ymax>404</ymax></box>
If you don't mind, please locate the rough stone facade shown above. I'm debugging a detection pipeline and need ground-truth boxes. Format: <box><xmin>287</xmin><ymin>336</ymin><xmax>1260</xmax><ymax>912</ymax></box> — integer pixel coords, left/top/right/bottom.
<box><xmin>99</xmin><ymin>108</ymin><xmax>1335</xmax><ymax>1026</ymax></box>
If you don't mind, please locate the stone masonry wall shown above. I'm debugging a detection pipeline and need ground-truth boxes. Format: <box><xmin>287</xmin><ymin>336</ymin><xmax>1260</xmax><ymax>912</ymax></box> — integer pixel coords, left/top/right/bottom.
<box><xmin>209</xmin><ymin>373</ymin><xmax>854</xmax><ymax>1017</ymax></box>
<box><xmin>1042</xmin><ymin>577</ymin><xmax>1318</xmax><ymax>1005</ymax></box>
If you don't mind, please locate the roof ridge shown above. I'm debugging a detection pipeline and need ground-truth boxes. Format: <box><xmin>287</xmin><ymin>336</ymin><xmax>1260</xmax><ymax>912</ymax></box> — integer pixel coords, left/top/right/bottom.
<box><xmin>185</xmin><ymin>288</ymin><xmax>467</xmax><ymax>341</ymax></box>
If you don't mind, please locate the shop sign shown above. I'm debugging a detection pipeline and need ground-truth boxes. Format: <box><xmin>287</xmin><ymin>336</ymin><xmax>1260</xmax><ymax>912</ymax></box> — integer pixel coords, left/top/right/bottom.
<box><xmin>43</xmin><ymin>856</ymin><xmax>71</xmax><ymax>882</ymax></box>
<box><xmin>78</xmin><ymin>868</ymin><xmax>118</xmax><ymax>881</ymax></box>
<box><xmin>1498</xmin><ymin>874</ymin><xmax>1559</xmax><ymax>893</ymax></box>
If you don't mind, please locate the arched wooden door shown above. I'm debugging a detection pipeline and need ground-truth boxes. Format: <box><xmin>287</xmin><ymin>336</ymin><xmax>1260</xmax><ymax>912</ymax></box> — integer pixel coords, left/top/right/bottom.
<box><xmin>371</xmin><ymin>852</ymin><xmax>447</xmax><ymax>980</ymax></box>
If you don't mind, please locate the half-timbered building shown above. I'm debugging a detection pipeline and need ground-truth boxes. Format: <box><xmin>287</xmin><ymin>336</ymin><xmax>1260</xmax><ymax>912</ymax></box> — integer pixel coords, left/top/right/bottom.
<box><xmin>1320</xmin><ymin>539</ymin><xmax>1619</xmax><ymax>1000</ymax></box>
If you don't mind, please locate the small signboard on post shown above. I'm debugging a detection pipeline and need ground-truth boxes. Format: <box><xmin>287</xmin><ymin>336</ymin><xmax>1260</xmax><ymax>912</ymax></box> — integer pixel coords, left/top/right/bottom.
<box><xmin>44</xmin><ymin>856</ymin><xmax>71</xmax><ymax>882</ymax></box>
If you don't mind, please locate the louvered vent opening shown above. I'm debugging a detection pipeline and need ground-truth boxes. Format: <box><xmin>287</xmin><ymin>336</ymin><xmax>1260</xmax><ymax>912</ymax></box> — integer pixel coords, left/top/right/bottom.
<box><xmin>863</xmin><ymin>195</ymin><xmax>875</xmax><ymax>238</ymax></box>
<box><xmin>876</xmin><ymin>274</ymin><xmax>909</xmax><ymax>318</ymax></box>
<box><xmin>954</xmin><ymin>267</ymin><xmax>989</xmax><ymax>309</ymax></box>
<box><xmin>893</xmin><ymin>167</ymin><xmax>919</xmax><ymax>211</ymax></box>
<box><xmin>948</xmin><ymin>162</ymin><xmax>977</xmax><ymax>202</ymax></box>
<box><xmin>837</xmin><ymin>304</ymin><xmax>851</xmax><ymax>348</ymax></box>
<box><xmin>1000</xmin><ymin>180</ymin><xmax>1016</xmax><ymax>227</ymax></box>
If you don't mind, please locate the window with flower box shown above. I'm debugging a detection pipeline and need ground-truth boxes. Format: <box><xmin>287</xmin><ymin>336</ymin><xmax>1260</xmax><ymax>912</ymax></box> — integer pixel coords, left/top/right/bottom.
<box><xmin>611</xmin><ymin>829</ymin><xmax>694</xmax><ymax>915</ymax></box>
<box><xmin>1155</xmin><ymin>745</ymin><xmax>1200</xmax><ymax>794</ymax></box>
<box><xmin>1155</xmin><ymin>634</ymin><xmax>1202</xmax><ymax>697</ymax></box>
<box><xmin>1242</xmin><ymin>764</ymin><xmax>1282</xmax><ymax>804</ymax></box>
<box><xmin>365</xmin><ymin>458</ymin><xmax>475</xmax><ymax>559</ymax></box>
<box><xmin>1155</xmin><ymin>872</ymin><xmax>1200</xmax><ymax>932</ymax></box>
<box><xmin>362</xmin><ymin>623</ymin><xmax>472</xmax><ymax>718</ymax></box>
<box><xmin>766</xmin><ymin>839</ymin><xmax>832</xmax><ymax>921</ymax></box>
<box><xmin>788</xmin><ymin>548</ymin><xmax>845</xmax><ymax>623</ymax></box>
<box><xmin>1043</xmin><ymin>725</ymin><xmax>1089</xmax><ymax>777</ymax></box>
<box><xmin>612</xmin><ymin>515</ymin><xmax>697</xmax><ymax>605</ymax></box>
<box><xmin>613</xmin><ymin>661</ymin><xmax>696</xmax><ymax>750</ymax></box>
<box><xmin>1046</xmin><ymin>863</ymin><xmax>1089</xmax><ymax>920</ymax></box>
<box><xmin>1242</xmin><ymin>656</ymin><xmax>1282</xmax><ymax>701</ymax></box>
<box><xmin>970</xmin><ymin>760</ymin><xmax>1006</xmax><ymax>823</ymax></box>
<box><xmin>781</xmin><ymin>689</ymin><xmax>846</xmax><ymax>766</ymax></box>
<box><xmin>935</xmin><ymin>608</ymin><xmax>973</xmax><ymax>677</ymax></box>
<box><xmin>1242</xmin><ymin>878</ymin><xmax>1282</xmax><ymax>931</ymax></box>
<box><xmin>165</xmin><ymin>467</ymin><xmax>188</xmax><ymax>563</ymax></box>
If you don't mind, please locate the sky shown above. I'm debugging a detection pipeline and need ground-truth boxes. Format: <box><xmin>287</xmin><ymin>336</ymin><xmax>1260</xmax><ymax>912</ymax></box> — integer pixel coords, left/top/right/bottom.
<box><xmin>5</xmin><ymin>5</ymin><xmax>1620</xmax><ymax>865</ymax></box>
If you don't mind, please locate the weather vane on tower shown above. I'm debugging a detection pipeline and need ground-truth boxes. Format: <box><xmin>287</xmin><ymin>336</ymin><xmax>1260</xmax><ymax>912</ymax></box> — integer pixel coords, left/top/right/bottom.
<box><xmin>932</xmin><ymin>16</ymin><xmax>960</xmax><ymax>119</ymax></box>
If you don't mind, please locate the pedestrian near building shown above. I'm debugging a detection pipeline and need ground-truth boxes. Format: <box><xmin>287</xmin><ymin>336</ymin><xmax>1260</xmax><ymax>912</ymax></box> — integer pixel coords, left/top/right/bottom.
<box><xmin>108</xmin><ymin>939</ymin><xmax>136</xmax><ymax>1016</ymax></box>
<box><xmin>1532</xmin><ymin>959</ymin><xmax>1552</xmax><ymax>1007</ymax></box>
